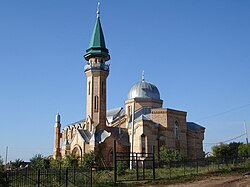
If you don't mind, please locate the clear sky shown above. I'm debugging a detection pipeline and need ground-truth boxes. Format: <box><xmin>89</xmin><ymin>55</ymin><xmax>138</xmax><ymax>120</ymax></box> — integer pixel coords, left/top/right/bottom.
<box><xmin>1</xmin><ymin>0</ymin><xmax>250</xmax><ymax>162</ymax></box>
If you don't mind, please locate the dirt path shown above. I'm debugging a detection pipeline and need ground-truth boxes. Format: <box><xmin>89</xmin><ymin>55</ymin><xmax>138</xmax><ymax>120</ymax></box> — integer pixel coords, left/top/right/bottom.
<box><xmin>167</xmin><ymin>175</ymin><xmax>250</xmax><ymax>187</ymax></box>
<box><xmin>145</xmin><ymin>174</ymin><xmax>250</xmax><ymax>187</ymax></box>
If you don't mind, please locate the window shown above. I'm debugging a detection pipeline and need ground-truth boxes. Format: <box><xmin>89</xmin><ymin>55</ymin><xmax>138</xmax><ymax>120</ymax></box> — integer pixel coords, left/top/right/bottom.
<box><xmin>128</xmin><ymin>106</ymin><xmax>131</xmax><ymax>116</ymax></box>
<box><xmin>141</xmin><ymin>134</ymin><xmax>146</xmax><ymax>157</ymax></box>
<box><xmin>88</xmin><ymin>82</ymin><xmax>91</xmax><ymax>95</ymax></box>
<box><xmin>66</xmin><ymin>129</ymin><xmax>69</xmax><ymax>139</ymax></box>
<box><xmin>94</xmin><ymin>96</ymin><xmax>98</xmax><ymax>112</ymax></box>
<box><xmin>174</xmin><ymin>121</ymin><xmax>179</xmax><ymax>140</ymax></box>
<box><xmin>71</xmin><ymin>128</ymin><xmax>75</xmax><ymax>139</ymax></box>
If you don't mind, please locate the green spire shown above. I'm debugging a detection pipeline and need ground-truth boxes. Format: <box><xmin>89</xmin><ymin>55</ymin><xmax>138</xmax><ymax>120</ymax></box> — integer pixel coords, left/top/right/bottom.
<box><xmin>84</xmin><ymin>3</ymin><xmax>110</xmax><ymax>61</ymax></box>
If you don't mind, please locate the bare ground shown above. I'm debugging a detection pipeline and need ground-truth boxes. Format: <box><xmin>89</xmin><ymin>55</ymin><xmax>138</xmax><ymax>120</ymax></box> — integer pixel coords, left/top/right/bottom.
<box><xmin>145</xmin><ymin>174</ymin><xmax>250</xmax><ymax>187</ymax></box>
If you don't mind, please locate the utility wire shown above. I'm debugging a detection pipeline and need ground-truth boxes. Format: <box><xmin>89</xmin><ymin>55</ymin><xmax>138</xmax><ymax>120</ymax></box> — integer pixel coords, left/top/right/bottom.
<box><xmin>195</xmin><ymin>103</ymin><xmax>250</xmax><ymax>122</ymax></box>
<box><xmin>204</xmin><ymin>133</ymin><xmax>246</xmax><ymax>145</ymax></box>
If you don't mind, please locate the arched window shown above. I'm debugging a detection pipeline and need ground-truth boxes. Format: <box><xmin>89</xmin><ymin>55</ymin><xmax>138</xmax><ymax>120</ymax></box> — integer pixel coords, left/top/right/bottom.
<box><xmin>94</xmin><ymin>96</ymin><xmax>98</xmax><ymax>112</ymax></box>
<box><xmin>141</xmin><ymin>134</ymin><xmax>146</xmax><ymax>157</ymax></box>
<box><xmin>174</xmin><ymin>121</ymin><xmax>179</xmax><ymax>140</ymax></box>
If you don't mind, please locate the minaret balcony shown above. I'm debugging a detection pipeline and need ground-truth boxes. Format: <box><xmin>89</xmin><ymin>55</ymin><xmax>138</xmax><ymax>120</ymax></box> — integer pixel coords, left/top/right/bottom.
<box><xmin>84</xmin><ymin>62</ymin><xmax>109</xmax><ymax>72</ymax></box>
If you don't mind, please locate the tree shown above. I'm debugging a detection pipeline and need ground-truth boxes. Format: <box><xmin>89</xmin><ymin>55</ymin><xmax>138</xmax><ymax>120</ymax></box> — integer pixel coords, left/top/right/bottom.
<box><xmin>212</xmin><ymin>142</ymin><xmax>243</xmax><ymax>161</ymax></box>
<box><xmin>228</xmin><ymin>142</ymin><xmax>242</xmax><ymax>160</ymax></box>
<box><xmin>30</xmin><ymin>154</ymin><xmax>48</xmax><ymax>169</ymax></box>
<box><xmin>12</xmin><ymin>159</ymin><xmax>24</xmax><ymax>169</ymax></box>
<box><xmin>0</xmin><ymin>156</ymin><xmax>4</xmax><ymax>186</ymax></box>
<box><xmin>159</xmin><ymin>146</ymin><xmax>184</xmax><ymax>166</ymax></box>
<box><xmin>50</xmin><ymin>157</ymin><xmax>63</xmax><ymax>169</ymax></box>
<box><xmin>212</xmin><ymin>143</ymin><xmax>230</xmax><ymax>160</ymax></box>
<box><xmin>79</xmin><ymin>151</ymin><xmax>96</xmax><ymax>168</ymax></box>
<box><xmin>238</xmin><ymin>143</ymin><xmax>250</xmax><ymax>158</ymax></box>
<box><xmin>0</xmin><ymin>156</ymin><xmax>4</xmax><ymax>172</ymax></box>
<box><xmin>62</xmin><ymin>153</ymin><xmax>78</xmax><ymax>168</ymax></box>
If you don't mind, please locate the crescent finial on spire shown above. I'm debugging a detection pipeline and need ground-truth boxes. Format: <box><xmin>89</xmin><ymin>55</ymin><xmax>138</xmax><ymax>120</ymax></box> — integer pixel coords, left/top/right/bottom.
<box><xmin>97</xmin><ymin>2</ymin><xmax>100</xmax><ymax>18</ymax></box>
<box><xmin>142</xmin><ymin>70</ymin><xmax>145</xmax><ymax>82</ymax></box>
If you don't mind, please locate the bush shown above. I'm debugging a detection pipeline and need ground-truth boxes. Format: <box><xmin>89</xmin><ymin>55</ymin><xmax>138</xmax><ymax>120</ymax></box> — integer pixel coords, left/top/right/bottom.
<box><xmin>30</xmin><ymin>154</ymin><xmax>48</xmax><ymax>169</ymax></box>
<box><xmin>159</xmin><ymin>146</ymin><xmax>184</xmax><ymax>166</ymax></box>
<box><xmin>12</xmin><ymin>159</ymin><xmax>24</xmax><ymax>169</ymax></box>
<box><xmin>62</xmin><ymin>153</ymin><xmax>78</xmax><ymax>168</ymax></box>
<box><xmin>117</xmin><ymin>161</ymin><xmax>128</xmax><ymax>175</ymax></box>
<box><xmin>80</xmin><ymin>151</ymin><xmax>96</xmax><ymax>168</ymax></box>
<box><xmin>0</xmin><ymin>156</ymin><xmax>4</xmax><ymax>172</ymax></box>
<box><xmin>238</xmin><ymin>143</ymin><xmax>250</xmax><ymax>158</ymax></box>
<box><xmin>50</xmin><ymin>157</ymin><xmax>63</xmax><ymax>168</ymax></box>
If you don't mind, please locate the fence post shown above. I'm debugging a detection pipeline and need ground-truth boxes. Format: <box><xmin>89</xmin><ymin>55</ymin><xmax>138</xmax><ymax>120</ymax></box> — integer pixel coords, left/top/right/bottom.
<box><xmin>90</xmin><ymin>167</ymin><xmax>93</xmax><ymax>187</ymax></box>
<box><xmin>169</xmin><ymin>162</ymin><xmax>171</xmax><ymax>179</ymax></box>
<box><xmin>59</xmin><ymin>165</ymin><xmax>61</xmax><ymax>185</ymax></box>
<box><xmin>183</xmin><ymin>160</ymin><xmax>186</xmax><ymax>176</ymax></box>
<box><xmin>196</xmin><ymin>159</ymin><xmax>198</xmax><ymax>174</ymax></box>
<box><xmin>73</xmin><ymin>167</ymin><xmax>75</xmax><ymax>185</ymax></box>
<box><xmin>37</xmin><ymin>169</ymin><xmax>40</xmax><ymax>187</ymax></box>
<box><xmin>65</xmin><ymin>168</ymin><xmax>68</xmax><ymax>187</ymax></box>
<box><xmin>136</xmin><ymin>153</ymin><xmax>139</xmax><ymax>181</ymax></box>
<box><xmin>152</xmin><ymin>146</ymin><xmax>155</xmax><ymax>180</ymax></box>
<box><xmin>5</xmin><ymin>171</ymin><xmax>8</xmax><ymax>186</ymax></box>
<box><xmin>143</xmin><ymin>160</ymin><xmax>145</xmax><ymax>180</ymax></box>
<box><xmin>113</xmin><ymin>140</ymin><xmax>117</xmax><ymax>184</ymax></box>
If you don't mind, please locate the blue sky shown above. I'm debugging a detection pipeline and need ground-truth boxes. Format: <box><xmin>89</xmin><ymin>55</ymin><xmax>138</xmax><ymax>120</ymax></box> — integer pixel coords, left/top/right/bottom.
<box><xmin>0</xmin><ymin>0</ymin><xmax>250</xmax><ymax>161</ymax></box>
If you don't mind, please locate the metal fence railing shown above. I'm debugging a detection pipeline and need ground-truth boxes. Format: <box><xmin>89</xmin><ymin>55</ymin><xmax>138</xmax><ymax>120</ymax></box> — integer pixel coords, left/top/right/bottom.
<box><xmin>1</xmin><ymin>141</ymin><xmax>249</xmax><ymax>186</ymax></box>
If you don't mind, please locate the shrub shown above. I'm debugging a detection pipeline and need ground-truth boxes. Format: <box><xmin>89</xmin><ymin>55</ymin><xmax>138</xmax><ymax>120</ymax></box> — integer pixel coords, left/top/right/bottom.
<box><xmin>80</xmin><ymin>151</ymin><xmax>96</xmax><ymax>168</ymax></box>
<box><xmin>30</xmin><ymin>154</ymin><xmax>48</xmax><ymax>169</ymax></box>
<box><xmin>159</xmin><ymin>146</ymin><xmax>184</xmax><ymax>166</ymax></box>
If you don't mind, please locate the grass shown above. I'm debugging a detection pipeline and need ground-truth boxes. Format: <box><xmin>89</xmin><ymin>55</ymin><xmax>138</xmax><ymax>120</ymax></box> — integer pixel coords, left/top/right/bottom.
<box><xmin>3</xmin><ymin>159</ymin><xmax>250</xmax><ymax>186</ymax></box>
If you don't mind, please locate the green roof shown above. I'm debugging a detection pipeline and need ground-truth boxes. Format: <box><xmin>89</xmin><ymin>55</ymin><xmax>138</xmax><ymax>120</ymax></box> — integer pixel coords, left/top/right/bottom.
<box><xmin>84</xmin><ymin>17</ymin><xmax>110</xmax><ymax>61</ymax></box>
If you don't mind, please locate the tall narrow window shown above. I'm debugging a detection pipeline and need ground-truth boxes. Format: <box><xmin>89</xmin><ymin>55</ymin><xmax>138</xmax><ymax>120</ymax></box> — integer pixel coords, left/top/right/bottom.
<box><xmin>94</xmin><ymin>96</ymin><xmax>98</xmax><ymax>112</ymax></box>
<box><xmin>174</xmin><ymin>121</ymin><xmax>179</xmax><ymax>140</ymax></box>
<box><xmin>88</xmin><ymin>82</ymin><xmax>91</xmax><ymax>95</ymax></box>
<box><xmin>141</xmin><ymin>134</ymin><xmax>146</xmax><ymax>157</ymax></box>
<box><xmin>128</xmin><ymin>106</ymin><xmax>131</xmax><ymax>116</ymax></box>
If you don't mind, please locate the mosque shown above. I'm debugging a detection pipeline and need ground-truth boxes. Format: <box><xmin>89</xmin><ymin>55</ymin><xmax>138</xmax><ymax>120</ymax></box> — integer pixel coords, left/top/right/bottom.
<box><xmin>53</xmin><ymin>4</ymin><xmax>205</xmax><ymax>166</ymax></box>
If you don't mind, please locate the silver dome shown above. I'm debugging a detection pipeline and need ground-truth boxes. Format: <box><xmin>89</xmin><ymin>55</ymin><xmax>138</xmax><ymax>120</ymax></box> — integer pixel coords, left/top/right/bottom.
<box><xmin>128</xmin><ymin>81</ymin><xmax>160</xmax><ymax>100</ymax></box>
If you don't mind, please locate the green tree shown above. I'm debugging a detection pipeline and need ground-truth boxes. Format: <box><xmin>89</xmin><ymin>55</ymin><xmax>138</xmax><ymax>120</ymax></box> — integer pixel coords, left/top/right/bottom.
<box><xmin>159</xmin><ymin>146</ymin><xmax>184</xmax><ymax>166</ymax></box>
<box><xmin>12</xmin><ymin>159</ymin><xmax>24</xmax><ymax>169</ymax></box>
<box><xmin>238</xmin><ymin>143</ymin><xmax>250</xmax><ymax>158</ymax></box>
<box><xmin>50</xmin><ymin>157</ymin><xmax>63</xmax><ymax>168</ymax></box>
<box><xmin>30</xmin><ymin>154</ymin><xmax>48</xmax><ymax>169</ymax></box>
<box><xmin>63</xmin><ymin>153</ymin><xmax>78</xmax><ymax>168</ymax></box>
<box><xmin>0</xmin><ymin>156</ymin><xmax>4</xmax><ymax>172</ymax></box>
<box><xmin>212</xmin><ymin>142</ymin><xmax>244</xmax><ymax>161</ymax></box>
<box><xmin>79</xmin><ymin>151</ymin><xmax>96</xmax><ymax>168</ymax></box>
<box><xmin>212</xmin><ymin>143</ymin><xmax>230</xmax><ymax>160</ymax></box>
<box><xmin>0</xmin><ymin>156</ymin><xmax>4</xmax><ymax>186</ymax></box>
<box><xmin>228</xmin><ymin>142</ymin><xmax>242</xmax><ymax>160</ymax></box>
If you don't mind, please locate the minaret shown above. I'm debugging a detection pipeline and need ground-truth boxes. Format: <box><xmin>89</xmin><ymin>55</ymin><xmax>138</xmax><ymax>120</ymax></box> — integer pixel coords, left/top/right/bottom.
<box><xmin>84</xmin><ymin>2</ymin><xmax>110</xmax><ymax>132</ymax></box>
<box><xmin>53</xmin><ymin>113</ymin><xmax>61</xmax><ymax>158</ymax></box>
